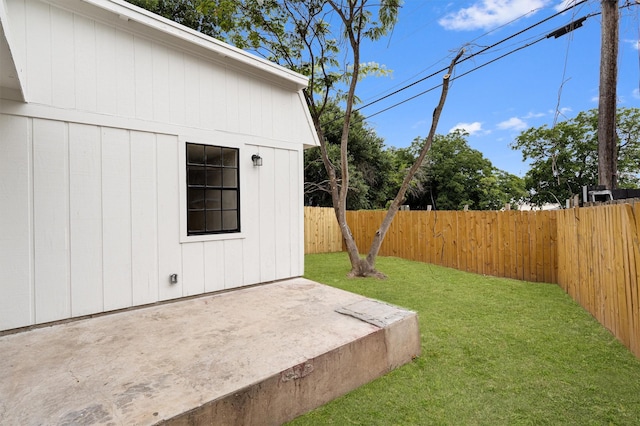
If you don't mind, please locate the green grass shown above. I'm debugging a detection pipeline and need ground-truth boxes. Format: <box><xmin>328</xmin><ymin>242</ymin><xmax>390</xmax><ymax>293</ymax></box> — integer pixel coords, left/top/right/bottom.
<box><xmin>289</xmin><ymin>253</ymin><xmax>640</xmax><ymax>425</ymax></box>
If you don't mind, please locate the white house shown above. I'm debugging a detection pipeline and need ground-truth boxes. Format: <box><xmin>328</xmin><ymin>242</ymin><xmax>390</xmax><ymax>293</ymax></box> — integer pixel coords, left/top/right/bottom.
<box><xmin>0</xmin><ymin>0</ymin><xmax>319</xmax><ymax>331</ymax></box>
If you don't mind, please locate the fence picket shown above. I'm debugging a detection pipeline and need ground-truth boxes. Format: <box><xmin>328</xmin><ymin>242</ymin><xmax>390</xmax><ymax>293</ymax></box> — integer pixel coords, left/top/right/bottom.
<box><xmin>305</xmin><ymin>205</ymin><xmax>640</xmax><ymax>358</ymax></box>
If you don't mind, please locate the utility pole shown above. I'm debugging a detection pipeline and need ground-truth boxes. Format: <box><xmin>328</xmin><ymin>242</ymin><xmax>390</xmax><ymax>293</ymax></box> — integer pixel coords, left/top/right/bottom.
<box><xmin>598</xmin><ymin>0</ymin><xmax>619</xmax><ymax>190</ymax></box>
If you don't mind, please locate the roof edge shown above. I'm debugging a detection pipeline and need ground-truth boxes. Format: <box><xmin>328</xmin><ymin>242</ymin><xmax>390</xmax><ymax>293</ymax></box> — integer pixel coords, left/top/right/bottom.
<box><xmin>0</xmin><ymin>0</ymin><xmax>26</xmax><ymax>101</ymax></box>
<box><xmin>80</xmin><ymin>0</ymin><xmax>309</xmax><ymax>90</ymax></box>
<box><xmin>298</xmin><ymin>91</ymin><xmax>320</xmax><ymax>149</ymax></box>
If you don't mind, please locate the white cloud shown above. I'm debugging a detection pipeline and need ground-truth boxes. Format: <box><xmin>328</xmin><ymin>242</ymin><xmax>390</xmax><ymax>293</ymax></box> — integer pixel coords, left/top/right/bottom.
<box><xmin>633</xmin><ymin>88</ymin><xmax>640</xmax><ymax>100</ymax></box>
<box><xmin>449</xmin><ymin>121</ymin><xmax>484</xmax><ymax>135</ymax></box>
<box><xmin>553</xmin><ymin>0</ymin><xmax>578</xmax><ymax>12</ymax></box>
<box><xmin>438</xmin><ymin>0</ymin><xmax>548</xmax><ymax>31</ymax></box>
<box><xmin>522</xmin><ymin>111</ymin><xmax>545</xmax><ymax>119</ymax></box>
<box><xmin>624</xmin><ymin>39</ymin><xmax>640</xmax><ymax>50</ymax></box>
<box><xmin>497</xmin><ymin>117</ymin><xmax>527</xmax><ymax>131</ymax></box>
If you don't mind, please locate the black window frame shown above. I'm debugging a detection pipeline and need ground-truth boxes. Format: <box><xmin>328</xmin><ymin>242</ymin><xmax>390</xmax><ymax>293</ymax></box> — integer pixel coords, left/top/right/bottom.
<box><xmin>185</xmin><ymin>142</ymin><xmax>240</xmax><ymax>235</ymax></box>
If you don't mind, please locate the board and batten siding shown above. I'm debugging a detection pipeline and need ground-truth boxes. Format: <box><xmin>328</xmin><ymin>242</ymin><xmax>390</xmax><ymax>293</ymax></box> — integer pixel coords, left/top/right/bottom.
<box><xmin>0</xmin><ymin>116</ymin><xmax>303</xmax><ymax>330</ymax></box>
<box><xmin>5</xmin><ymin>0</ymin><xmax>308</xmax><ymax>146</ymax></box>
<box><xmin>0</xmin><ymin>0</ymin><xmax>309</xmax><ymax>331</ymax></box>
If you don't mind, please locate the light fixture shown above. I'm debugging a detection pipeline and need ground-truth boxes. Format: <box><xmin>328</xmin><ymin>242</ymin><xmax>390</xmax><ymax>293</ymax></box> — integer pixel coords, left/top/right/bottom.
<box><xmin>252</xmin><ymin>154</ymin><xmax>263</xmax><ymax>167</ymax></box>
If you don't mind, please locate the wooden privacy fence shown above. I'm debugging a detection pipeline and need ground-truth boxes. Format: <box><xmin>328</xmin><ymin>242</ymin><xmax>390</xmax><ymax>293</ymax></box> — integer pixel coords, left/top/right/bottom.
<box><xmin>304</xmin><ymin>205</ymin><xmax>640</xmax><ymax>358</ymax></box>
<box><xmin>304</xmin><ymin>207</ymin><xmax>342</xmax><ymax>254</ymax></box>
<box><xmin>557</xmin><ymin>204</ymin><xmax>640</xmax><ymax>358</ymax></box>
<box><xmin>346</xmin><ymin>209</ymin><xmax>558</xmax><ymax>283</ymax></box>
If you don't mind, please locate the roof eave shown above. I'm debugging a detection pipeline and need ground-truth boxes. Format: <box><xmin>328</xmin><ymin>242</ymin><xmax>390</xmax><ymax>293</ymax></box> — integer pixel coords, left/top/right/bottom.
<box><xmin>81</xmin><ymin>0</ymin><xmax>309</xmax><ymax>91</ymax></box>
<box><xmin>0</xmin><ymin>0</ymin><xmax>26</xmax><ymax>102</ymax></box>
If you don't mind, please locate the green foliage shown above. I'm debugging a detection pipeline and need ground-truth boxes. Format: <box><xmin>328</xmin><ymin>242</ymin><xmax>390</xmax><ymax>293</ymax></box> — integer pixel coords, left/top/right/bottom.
<box><xmin>132</xmin><ymin>0</ymin><xmax>528</xmax><ymax>214</ymax></box>
<box><xmin>304</xmin><ymin>122</ymin><xmax>527</xmax><ymax>211</ymax></box>
<box><xmin>402</xmin><ymin>131</ymin><xmax>527</xmax><ymax>210</ymax></box>
<box><xmin>304</xmin><ymin>103</ymin><xmax>398</xmax><ymax>209</ymax></box>
<box><xmin>292</xmin><ymin>253</ymin><xmax>640</xmax><ymax>425</ymax></box>
<box><xmin>511</xmin><ymin>108</ymin><xmax>640</xmax><ymax>206</ymax></box>
<box><xmin>258</xmin><ymin>0</ymin><xmax>400</xmax><ymax>120</ymax></box>
<box><xmin>142</xmin><ymin>0</ymin><xmax>399</xmax><ymax>112</ymax></box>
<box><xmin>127</xmin><ymin>0</ymin><xmax>274</xmax><ymax>49</ymax></box>
<box><xmin>617</xmin><ymin>107</ymin><xmax>640</xmax><ymax>184</ymax></box>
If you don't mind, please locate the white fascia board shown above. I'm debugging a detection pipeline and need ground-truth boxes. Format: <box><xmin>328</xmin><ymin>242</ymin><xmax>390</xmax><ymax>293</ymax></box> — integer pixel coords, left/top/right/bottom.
<box><xmin>80</xmin><ymin>0</ymin><xmax>309</xmax><ymax>91</ymax></box>
<box><xmin>0</xmin><ymin>0</ymin><xmax>26</xmax><ymax>101</ymax></box>
<box><xmin>298</xmin><ymin>91</ymin><xmax>320</xmax><ymax>149</ymax></box>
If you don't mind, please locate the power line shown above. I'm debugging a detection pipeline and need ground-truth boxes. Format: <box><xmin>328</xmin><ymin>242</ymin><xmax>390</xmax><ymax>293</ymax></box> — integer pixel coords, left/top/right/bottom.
<box><xmin>363</xmin><ymin>34</ymin><xmax>550</xmax><ymax>120</ymax></box>
<box><xmin>551</xmin><ymin>2</ymin><xmax>583</xmax><ymax>182</ymax></box>
<box><xmin>360</xmin><ymin>12</ymin><xmax>597</xmax><ymax>122</ymax></box>
<box><xmin>351</xmin><ymin>0</ymin><xmax>590</xmax><ymax>116</ymax></box>
<box><xmin>358</xmin><ymin>0</ymin><xmax>639</xmax><ymax>123</ymax></box>
<box><xmin>365</xmin><ymin>4</ymin><xmax>548</xmax><ymax>103</ymax></box>
<box><xmin>553</xmin><ymin>3</ymin><xmax>584</xmax><ymax>127</ymax></box>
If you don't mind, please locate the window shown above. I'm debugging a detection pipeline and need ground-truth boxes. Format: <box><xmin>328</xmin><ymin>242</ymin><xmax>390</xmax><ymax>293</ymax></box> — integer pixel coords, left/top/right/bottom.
<box><xmin>186</xmin><ymin>143</ymin><xmax>240</xmax><ymax>235</ymax></box>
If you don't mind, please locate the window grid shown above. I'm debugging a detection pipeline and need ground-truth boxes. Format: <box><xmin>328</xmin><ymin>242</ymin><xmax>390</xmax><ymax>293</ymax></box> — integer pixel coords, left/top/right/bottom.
<box><xmin>186</xmin><ymin>143</ymin><xmax>240</xmax><ymax>235</ymax></box>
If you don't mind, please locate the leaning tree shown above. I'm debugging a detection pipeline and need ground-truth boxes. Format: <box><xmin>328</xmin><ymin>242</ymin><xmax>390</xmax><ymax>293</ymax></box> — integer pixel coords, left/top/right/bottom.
<box><xmin>239</xmin><ymin>0</ymin><xmax>464</xmax><ymax>277</ymax></box>
<box><xmin>132</xmin><ymin>0</ymin><xmax>464</xmax><ymax>277</ymax></box>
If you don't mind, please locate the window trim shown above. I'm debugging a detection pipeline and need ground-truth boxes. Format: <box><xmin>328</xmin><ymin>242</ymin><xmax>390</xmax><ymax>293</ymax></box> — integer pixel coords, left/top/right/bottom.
<box><xmin>178</xmin><ymin>136</ymin><xmax>246</xmax><ymax>243</ymax></box>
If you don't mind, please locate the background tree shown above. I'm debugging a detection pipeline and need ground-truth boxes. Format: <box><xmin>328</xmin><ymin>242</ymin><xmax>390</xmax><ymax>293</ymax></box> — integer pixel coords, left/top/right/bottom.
<box><xmin>495</xmin><ymin>170</ymin><xmax>528</xmax><ymax>209</ymax></box>
<box><xmin>231</xmin><ymin>0</ymin><xmax>461</xmax><ymax>277</ymax></box>
<box><xmin>403</xmin><ymin>131</ymin><xmax>527</xmax><ymax>210</ymax></box>
<box><xmin>131</xmin><ymin>0</ymin><xmax>464</xmax><ymax>277</ymax></box>
<box><xmin>233</xmin><ymin>0</ymin><xmax>433</xmax><ymax>278</ymax></box>
<box><xmin>616</xmin><ymin>108</ymin><xmax>640</xmax><ymax>184</ymax></box>
<box><xmin>511</xmin><ymin>108</ymin><xmax>640</xmax><ymax>206</ymax></box>
<box><xmin>127</xmin><ymin>0</ymin><xmax>281</xmax><ymax>49</ymax></box>
<box><xmin>304</xmin><ymin>102</ymin><xmax>398</xmax><ymax>209</ymax></box>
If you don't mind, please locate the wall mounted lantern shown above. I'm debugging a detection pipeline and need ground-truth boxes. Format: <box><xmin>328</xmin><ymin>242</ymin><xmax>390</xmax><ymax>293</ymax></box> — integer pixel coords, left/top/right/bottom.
<box><xmin>252</xmin><ymin>154</ymin><xmax>263</xmax><ymax>167</ymax></box>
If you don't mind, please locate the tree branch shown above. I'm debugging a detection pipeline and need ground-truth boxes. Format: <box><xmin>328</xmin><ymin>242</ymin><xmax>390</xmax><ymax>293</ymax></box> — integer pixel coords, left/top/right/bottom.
<box><xmin>366</xmin><ymin>48</ymin><xmax>465</xmax><ymax>266</ymax></box>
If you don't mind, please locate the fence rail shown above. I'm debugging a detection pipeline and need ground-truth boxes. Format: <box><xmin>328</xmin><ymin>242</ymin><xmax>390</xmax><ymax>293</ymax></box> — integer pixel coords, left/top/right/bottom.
<box><xmin>346</xmin><ymin>209</ymin><xmax>558</xmax><ymax>283</ymax></box>
<box><xmin>304</xmin><ymin>205</ymin><xmax>640</xmax><ymax>358</ymax></box>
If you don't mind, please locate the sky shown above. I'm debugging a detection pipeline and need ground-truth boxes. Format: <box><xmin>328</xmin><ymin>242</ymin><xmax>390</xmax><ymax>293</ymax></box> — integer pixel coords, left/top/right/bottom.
<box><xmin>352</xmin><ymin>0</ymin><xmax>640</xmax><ymax>177</ymax></box>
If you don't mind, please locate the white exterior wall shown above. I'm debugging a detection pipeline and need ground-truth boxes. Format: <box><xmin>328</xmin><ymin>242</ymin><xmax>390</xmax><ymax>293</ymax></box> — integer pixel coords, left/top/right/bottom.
<box><xmin>0</xmin><ymin>0</ymin><xmax>312</xmax><ymax>331</ymax></box>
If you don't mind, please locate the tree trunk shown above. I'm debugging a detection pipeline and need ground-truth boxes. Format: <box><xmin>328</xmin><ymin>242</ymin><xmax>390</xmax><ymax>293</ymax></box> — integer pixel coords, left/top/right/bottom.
<box><xmin>330</xmin><ymin>1</ymin><xmax>364</xmax><ymax>278</ymax></box>
<box><xmin>311</xmin><ymin>1</ymin><xmax>459</xmax><ymax>279</ymax></box>
<box><xmin>330</xmin><ymin>49</ymin><xmax>462</xmax><ymax>278</ymax></box>
<box><xmin>363</xmin><ymin>50</ymin><xmax>464</xmax><ymax>276</ymax></box>
<box><xmin>598</xmin><ymin>0</ymin><xmax>618</xmax><ymax>189</ymax></box>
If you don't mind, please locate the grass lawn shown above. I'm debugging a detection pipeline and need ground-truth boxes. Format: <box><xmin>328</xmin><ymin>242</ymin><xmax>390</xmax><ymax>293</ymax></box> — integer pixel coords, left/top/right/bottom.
<box><xmin>289</xmin><ymin>253</ymin><xmax>640</xmax><ymax>425</ymax></box>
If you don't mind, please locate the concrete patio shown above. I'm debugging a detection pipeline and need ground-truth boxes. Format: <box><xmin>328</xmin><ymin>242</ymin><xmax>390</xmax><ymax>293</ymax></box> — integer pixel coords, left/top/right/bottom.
<box><xmin>0</xmin><ymin>278</ymin><xmax>420</xmax><ymax>425</ymax></box>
